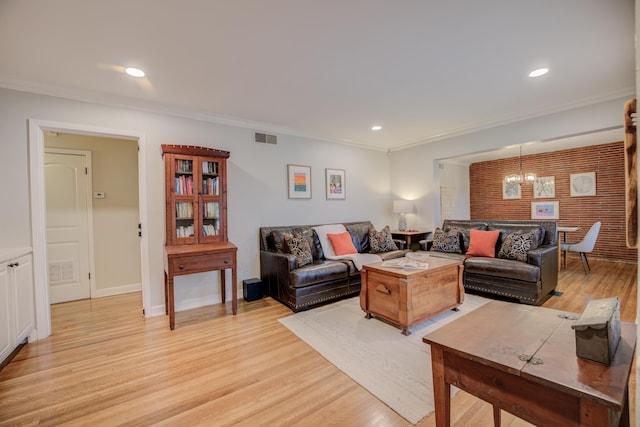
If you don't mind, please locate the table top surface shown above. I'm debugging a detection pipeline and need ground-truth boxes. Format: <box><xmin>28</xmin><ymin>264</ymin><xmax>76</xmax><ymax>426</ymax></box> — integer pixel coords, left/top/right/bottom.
<box><xmin>423</xmin><ymin>300</ymin><xmax>636</xmax><ymax>409</ymax></box>
<box><xmin>363</xmin><ymin>256</ymin><xmax>461</xmax><ymax>277</ymax></box>
<box><xmin>558</xmin><ymin>226</ymin><xmax>579</xmax><ymax>232</ymax></box>
<box><xmin>165</xmin><ymin>242</ymin><xmax>237</xmax><ymax>256</ymax></box>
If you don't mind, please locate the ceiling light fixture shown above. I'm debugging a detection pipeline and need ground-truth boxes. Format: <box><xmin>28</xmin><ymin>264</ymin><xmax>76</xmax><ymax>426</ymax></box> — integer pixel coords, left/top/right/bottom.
<box><xmin>504</xmin><ymin>145</ymin><xmax>536</xmax><ymax>184</ymax></box>
<box><xmin>125</xmin><ymin>67</ymin><xmax>146</xmax><ymax>78</ymax></box>
<box><xmin>371</xmin><ymin>125</ymin><xmax>382</xmax><ymax>131</ymax></box>
<box><xmin>528</xmin><ymin>67</ymin><xmax>549</xmax><ymax>78</ymax></box>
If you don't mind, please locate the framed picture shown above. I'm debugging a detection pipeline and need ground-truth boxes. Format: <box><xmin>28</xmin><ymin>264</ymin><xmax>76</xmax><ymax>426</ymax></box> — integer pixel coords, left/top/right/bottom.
<box><xmin>325</xmin><ymin>168</ymin><xmax>346</xmax><ymax>199</ymax></box>
<box><xmin>531</xmin><ymin>201</ymin><xmax>559</xmax><ymax>220</ymax></box>
<box><xmin>287</xmin><ymin>164</ymin><xmax>311</xmax><ymax>199</ymax></box>
<box><xmin>502</xmin><ymin>181</ymin><xmax>521</xmax><ymax>199</ymax></box>
<box><xmin>533</xmin><ymin>176</ymin><xmax>555</xmax><ymax>199</ymax></box>
<box><xmin>570</xmin><ymin>172</ymin><xmax>596</xmax><ymax>197</ymax></box>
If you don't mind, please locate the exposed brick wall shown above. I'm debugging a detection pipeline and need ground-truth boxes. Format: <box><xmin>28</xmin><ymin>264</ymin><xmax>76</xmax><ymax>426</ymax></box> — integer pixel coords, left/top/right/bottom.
<box><xmin>469</xmin><ymin>142</ymin><xmax>636</xmax><ymax>263</ymax></box>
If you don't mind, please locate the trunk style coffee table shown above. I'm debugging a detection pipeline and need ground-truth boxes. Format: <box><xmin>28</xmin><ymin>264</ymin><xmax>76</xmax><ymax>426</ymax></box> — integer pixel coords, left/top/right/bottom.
<box><xmin>423</xmin><ymin>300</ymin><xmax>637</xmax><ymax>427</ymax></box>
<box><xmin>360</xmin><ymin>256</ymin><xmax>464</xmax><ymax>335</ymax></box>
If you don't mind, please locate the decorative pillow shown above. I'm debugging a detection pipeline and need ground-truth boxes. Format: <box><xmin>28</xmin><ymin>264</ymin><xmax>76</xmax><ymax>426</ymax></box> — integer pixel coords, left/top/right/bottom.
<box><xmin>466</xmin><ymin>229</ymin><xmax>500</xmax><ymax>257</ymax></box>
<box><xmin>369</xmin><ymin>225</ymin><xmax>398</xmax><ymax>253</ymax></box>
<box><xmin>312</xmin><ymin>224</ymin><xmax>348</xmax><ymax>258</ymax></box>
<box><xmin>327</xmin><ymin>231</ymin><xmax>358</xmax><ymax>256</ymax></box>
<box><xmin>498</xmin><ymin>230</ymin><xmax>538</xmax><ymax>262</ymax></box>
<box><xmin>430</xmin><ymin>228</ymin><xmax>462</xmax><ymax>253</ymax></box>
<box><xmin>285</xmin><ymin>234</ymin><xmax>313</xmax><ymax>267</ymax></box>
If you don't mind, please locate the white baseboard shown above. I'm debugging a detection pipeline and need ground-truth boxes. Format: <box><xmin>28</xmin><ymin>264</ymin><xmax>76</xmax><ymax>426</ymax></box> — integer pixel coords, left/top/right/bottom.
<box><xmin>93</xmin><ymin>283</ymin><xmax>142</xmax><ymax>298</ymax></box>
<box><xmin>148</xmin><ymin>295</ymin><xmax>224</xmax><ymax>317</ymax></box>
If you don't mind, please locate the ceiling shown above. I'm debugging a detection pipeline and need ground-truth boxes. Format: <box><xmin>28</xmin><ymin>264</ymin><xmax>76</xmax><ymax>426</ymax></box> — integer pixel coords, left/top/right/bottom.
<box><xmin>0</xmin><ymin>1</ymin><xmax>634</xmax><ymax>153</ymax></box>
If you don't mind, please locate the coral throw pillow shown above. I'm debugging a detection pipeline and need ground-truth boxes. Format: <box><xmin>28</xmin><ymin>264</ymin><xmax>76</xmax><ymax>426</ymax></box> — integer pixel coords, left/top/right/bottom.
<box><xmin>466</xmin><ymin>229</ymin><xmax>500</xmax><ymax>258</ymax></box>
<box><xmin>327</xmin><ymin>231</ymin><xmax>358</xmax><ymax>256</ymax></box>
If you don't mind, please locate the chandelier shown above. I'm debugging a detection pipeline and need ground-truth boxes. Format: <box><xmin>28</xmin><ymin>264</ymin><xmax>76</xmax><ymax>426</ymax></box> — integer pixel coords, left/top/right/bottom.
<box><xmin>504</xmin><ymin>145</ymin><xmax>536</xmax><ymax>184</ymax></box>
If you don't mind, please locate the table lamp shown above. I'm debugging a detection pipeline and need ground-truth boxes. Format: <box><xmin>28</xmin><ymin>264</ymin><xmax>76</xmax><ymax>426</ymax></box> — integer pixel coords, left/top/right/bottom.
<box><xmin>393</xmin><ymin>200</ymin><xmax>413</xmax><ymax>231</ymax></box>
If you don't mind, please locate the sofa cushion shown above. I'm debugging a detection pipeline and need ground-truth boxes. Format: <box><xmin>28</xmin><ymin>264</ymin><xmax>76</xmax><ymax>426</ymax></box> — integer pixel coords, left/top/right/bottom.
<box><xmin>327</xmin><ymin>231</ymin><xmax>358</xmax><ymax>255</ymax></box>
<box><xmin>430</xmin><ymin>228</ymin><xmax>462</xmax><ymax>253</ymax></box>
<box><xmin>346</xmin><ymin>221</ymin><xmax>373</xmax><ymax>253</ymax></box>
<box><xmin>466</xmin><ymin>229</ymin><xmax>500</xmax><ymax>257</ymax></box>
<box><xmin>464</xmin><ymin>257</ymin><xmax>540</xmax><ymax>283</ymax></box>
<box><xmin>290</xmin><ymin>260</ymin><xmax>349</xmax><ymax>288</ymax></box>
<box><xmin>285</xmin><ymin>234</ymin><xmax>313</xmax><ymax>267</ymax></box>
<box><xmin>270</xmin><ymin>229</ymin><xmax>294</xmax><ymax>253</ymax></box>
<box><xmin>369</xmin><ymin>225</ymin><xmax>398</xmax><ymax>253</ymax></box>
<box><xmin>498</xmin><ymin>230</ymin><xmax>539</xmax><ymax>262</ymax></box>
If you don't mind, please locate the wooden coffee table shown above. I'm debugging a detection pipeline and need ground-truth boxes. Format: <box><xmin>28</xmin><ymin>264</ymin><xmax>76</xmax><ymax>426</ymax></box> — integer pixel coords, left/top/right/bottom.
<box><xmin>359</xmin><ymin>256</ymin><xmax>464</xmax><ymax>335</ymax></box>
<box><xmin>423</xmin><ymin>301</ymin><xmax>637</xmax><ymax>427</ymax></box>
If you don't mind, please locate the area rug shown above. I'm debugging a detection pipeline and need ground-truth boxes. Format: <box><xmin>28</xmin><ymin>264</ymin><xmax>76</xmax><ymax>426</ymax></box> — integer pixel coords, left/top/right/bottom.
<box><xmin>278</xmin><ymin>294</ymin><xmax>490</xmax><ymax>424</ymax></box>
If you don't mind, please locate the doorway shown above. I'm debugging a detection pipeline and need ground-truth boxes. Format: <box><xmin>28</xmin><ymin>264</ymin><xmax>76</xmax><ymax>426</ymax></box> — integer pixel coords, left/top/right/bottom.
<box><xmin>28</xmin><ymin>119</ymin><xmax>150</xmax><ymax>340</ymax></box>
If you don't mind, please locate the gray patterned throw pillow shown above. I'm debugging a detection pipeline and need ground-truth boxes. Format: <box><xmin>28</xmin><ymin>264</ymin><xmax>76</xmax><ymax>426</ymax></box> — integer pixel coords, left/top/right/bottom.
<box><xmin>430</xmin><ymin>228</ymin><xmax>462</xmax><ymax>253</ymax></box>
<box><xmin>498</xmin><ymin>230</ymin><xmax>538</xmax><ymax>261</ymax></box>
<box><xmin>285</xmin><ymin>234</ymin><xmax>313</xmax><ymax>267</ymax></box>
<box><xmin>369</xmin><ymin>225</ymin><xmax>398</xmax><ymax>253</ymax></box>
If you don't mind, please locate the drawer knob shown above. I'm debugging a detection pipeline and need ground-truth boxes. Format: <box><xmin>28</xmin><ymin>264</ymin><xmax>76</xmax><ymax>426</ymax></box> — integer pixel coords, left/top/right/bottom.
<box><xmin>178</xmin><ymin>264</ymin><xmax>185</xmax><ymax>270</ymax></box>
<box><xmin>224</xmin><ymin>259</ymin><xmax>230</xmax><ymax>264</ymax></box>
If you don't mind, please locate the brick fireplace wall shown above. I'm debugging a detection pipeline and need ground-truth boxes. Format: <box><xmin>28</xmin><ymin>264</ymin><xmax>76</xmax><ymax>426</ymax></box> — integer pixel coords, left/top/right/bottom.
<box><xmin>469</xmin><ymin>141</ymin><xmax>636</xmax><ymax>263</ymax></box>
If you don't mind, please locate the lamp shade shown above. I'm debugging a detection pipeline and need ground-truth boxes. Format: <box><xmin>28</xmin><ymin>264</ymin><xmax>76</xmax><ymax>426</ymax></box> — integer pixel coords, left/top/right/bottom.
<box><xmin>393</xmin><ymin>200</ymin><xmax>413</xmax><ymax>214</ymax></box>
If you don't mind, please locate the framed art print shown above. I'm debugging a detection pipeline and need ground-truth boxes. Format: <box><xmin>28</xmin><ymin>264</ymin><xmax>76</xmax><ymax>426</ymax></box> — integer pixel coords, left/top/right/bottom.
<box><xmin>531</xmin><ymin>201</ymin><xmax>559</xmax><ymax>219</ymax></box>
<box><xmin>502</xmin><ymin>181</ymin><xmax>521</xmax><ymax>200</ymax></box>
<box><xmin>533</xmin><ymin>176</ymin><xmax>555</xmax><ymax>199</ymax></box>
<box><xmin>287</xmin><ymin>164</ymin><xmax>311</xmax><ymax>199</ymax></box>
<box><xmin>570</xmin><ymin>172</ymin><xmax>596</xmax><ymax>197</ymax></box>
<box><xmin>325</xmin><ymin>168</ymin><xmax>345</xmax><ymax>199</ymax></box>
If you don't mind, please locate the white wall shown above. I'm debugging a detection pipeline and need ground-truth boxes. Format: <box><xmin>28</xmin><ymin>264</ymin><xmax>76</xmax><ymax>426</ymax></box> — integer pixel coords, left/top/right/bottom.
<box><xmin>390</xmin><ymin>96</ymin><xmax>630</xmax><ymax>231</ymax></box>
<box><xmin>0</xmin><ymin>87</ymin><xmax>393</xmax><ymax>316</ymax></box>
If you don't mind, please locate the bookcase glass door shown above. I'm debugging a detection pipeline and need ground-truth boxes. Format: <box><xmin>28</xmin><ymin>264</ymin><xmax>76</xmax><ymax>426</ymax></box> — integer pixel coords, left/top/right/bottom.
<box><xmin>201</xmin><ymin>160</ymin><xmax>220</xmax><ymax>196</ymax></box>
<box><xmin>175</xmin><ymin>201</ymin><xmax>195</xmax><ymax>238</ymax></box>
<box><xmin>202</xmin><ymin>201</ymin><xmax>220</xmax><ymax>237</ymax></box>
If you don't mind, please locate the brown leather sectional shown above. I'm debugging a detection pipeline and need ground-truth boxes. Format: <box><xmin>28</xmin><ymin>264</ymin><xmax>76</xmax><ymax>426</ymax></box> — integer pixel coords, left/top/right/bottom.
<box><xmin>420</xmin><ymin>219</ymin><xmax>559</xmax><ymax>305</ymax></box>
<box><xmin>259</xmin><ymin>221</ymin><xmax>408</xmax><ymax>312</ymax></box>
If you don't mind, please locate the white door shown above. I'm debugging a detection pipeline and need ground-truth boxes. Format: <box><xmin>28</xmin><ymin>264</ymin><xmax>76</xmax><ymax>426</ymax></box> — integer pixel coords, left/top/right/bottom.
<box><xmin>45</xmin><ymin>151</ymin><xmax>92</xmax><ymax>303</ymax></box>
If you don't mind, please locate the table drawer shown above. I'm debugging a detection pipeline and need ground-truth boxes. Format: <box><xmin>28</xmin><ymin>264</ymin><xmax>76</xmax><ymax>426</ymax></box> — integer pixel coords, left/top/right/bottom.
<box><xmin>170</xmin><ymin>253</ymin><xmax>234</xmax><ymax>275</ymax></box>
<box><xmin>366</xmin><ymin>272</ymin><xmax>400</xmax><ymax>321</ymax></box>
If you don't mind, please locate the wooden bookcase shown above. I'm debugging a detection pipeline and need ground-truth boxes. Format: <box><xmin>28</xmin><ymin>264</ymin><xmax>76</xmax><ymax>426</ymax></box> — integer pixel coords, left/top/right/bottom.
<box><xmin>162</xmin><ymin>144</ymin><xmax>229</xmax><ymax>245</ymax></box>
<box><xmin>161</xmin><ymin>144</ymin><xmax>237</xmax><ymax>330</ymax></box>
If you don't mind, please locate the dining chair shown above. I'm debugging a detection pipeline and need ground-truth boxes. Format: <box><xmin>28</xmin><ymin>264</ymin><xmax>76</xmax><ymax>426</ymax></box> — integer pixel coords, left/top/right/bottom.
<box><xmin>560</xmin><ymin>221</ymin><xmax>601</xmax><ymax>274</ymax></box>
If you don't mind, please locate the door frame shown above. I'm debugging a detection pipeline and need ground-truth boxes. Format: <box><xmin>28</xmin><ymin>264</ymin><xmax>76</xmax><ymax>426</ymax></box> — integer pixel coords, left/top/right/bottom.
<box><xmin>44</xmin><ymin>148</ymin><xmax>96</xmax><ymax>301</ymax></box>
<box><xmin>29</xmin><ymin>119</ymin><xmax>150</xmax><ymax>340</ymax></box>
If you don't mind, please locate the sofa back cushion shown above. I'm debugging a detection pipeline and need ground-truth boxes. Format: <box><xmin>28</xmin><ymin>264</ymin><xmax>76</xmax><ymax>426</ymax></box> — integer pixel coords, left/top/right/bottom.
<box><xmin>488</xmin><ymin>223</ymin><xmax>545</xmax><ymax>249</ymax></box>
<box><xmin>345</xmin><ymin>221</ymin><xmax>374</xmax><ymax>253</ymax></box>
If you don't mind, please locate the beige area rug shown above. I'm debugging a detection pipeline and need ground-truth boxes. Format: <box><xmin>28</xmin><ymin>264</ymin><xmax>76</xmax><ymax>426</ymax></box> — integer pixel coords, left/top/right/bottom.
<box><xmin>278</xmin><ymin>293</ymin><xmax>490</xmax><ymax>424</ymax></box>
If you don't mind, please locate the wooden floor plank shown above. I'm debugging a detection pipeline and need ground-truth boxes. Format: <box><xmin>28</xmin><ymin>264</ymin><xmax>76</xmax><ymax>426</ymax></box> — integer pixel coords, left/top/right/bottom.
<box><xmin>0</xmin><ymin>258</ymin><xmax>635</xmax><ymax>426</ymax></box>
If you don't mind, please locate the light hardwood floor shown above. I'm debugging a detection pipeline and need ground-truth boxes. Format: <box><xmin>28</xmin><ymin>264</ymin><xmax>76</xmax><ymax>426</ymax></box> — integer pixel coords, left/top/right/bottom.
<box><xmin>0</xmin><ymin>258</ymin><xmax>636</xmax><ymax>426</ymax></box>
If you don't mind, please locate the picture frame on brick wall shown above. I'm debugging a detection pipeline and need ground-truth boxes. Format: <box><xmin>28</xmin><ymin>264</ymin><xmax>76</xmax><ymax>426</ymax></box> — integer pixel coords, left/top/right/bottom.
<box><xmin>534</xmin><ymin>176</ymin><xmax>555</xmax><ymax>198</ymax></box>
<box><xmin>502</xmin><ymin>181</ymin><xmax>521</xmax><ymax>199</ymax></box>
<box><xmin>531</xmin><ymin>201</ymin><xmax>559</xmax><ymax>220</ymax></box>
<box><xmin>570</xmin><ymin>172</ymin><xmax>596</xmax><ymax>197</ymax></box>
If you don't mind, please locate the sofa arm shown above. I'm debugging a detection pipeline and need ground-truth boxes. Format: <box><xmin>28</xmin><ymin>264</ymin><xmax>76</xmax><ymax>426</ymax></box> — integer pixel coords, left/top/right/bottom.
<box><xmin>527</xmin><ymin>244</ymin><xmax>558</xmax><ymax>295</ymax></box>
<box><xmin>260</xmin><ymin>250</ymin><xmax>297</xmax><ymax>297</ymax></box>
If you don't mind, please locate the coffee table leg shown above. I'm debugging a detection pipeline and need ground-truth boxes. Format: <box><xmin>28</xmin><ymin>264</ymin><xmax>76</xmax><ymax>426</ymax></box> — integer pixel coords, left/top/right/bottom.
<box><xmin>431</xmin><ymin>346</ymin><xmax>451</xmax><ymax>427</ymax></box>
<box><xmin>493</xmin><ymin>405</ymin><xmax>501</xmax><ymax>427</ymax></box>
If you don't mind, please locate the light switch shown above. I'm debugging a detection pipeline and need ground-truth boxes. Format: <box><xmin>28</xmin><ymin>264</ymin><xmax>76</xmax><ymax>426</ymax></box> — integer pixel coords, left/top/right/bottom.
<box><xmin>94</xmin><ymin>192</ymin><xmax>106</xmax><ymax>199</ymax></box>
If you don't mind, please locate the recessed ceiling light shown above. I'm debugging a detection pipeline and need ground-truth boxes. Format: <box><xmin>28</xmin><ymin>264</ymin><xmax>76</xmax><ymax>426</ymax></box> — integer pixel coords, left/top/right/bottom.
<box><xmin>371</xmin><ymin>125</ymin><xmax>382</xmax><ymax>131</ymax></box>
<box><xmin>528</xmin><ymin>68</ymin><xmax>549</xmax><ymax>78</ymax></box>
<box><xmin>125</xmin><ymin>67</ymin><xmax>145</xmax><ymax>78</ymax></box>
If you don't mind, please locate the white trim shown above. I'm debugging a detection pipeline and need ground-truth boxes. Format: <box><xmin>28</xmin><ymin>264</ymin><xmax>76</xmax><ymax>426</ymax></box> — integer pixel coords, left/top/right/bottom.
<box><xmin>28</xmin><ymin>119</ymin><xmax>150</xmax><ymax>340</ymax></box>
<box><xmin>45</xmin><ymin>148</ymin><xmax>96</xmax><ymax>300</ymax></box>
<box><xmin>93</xmin><ymin>283</ymin><xmax>142</xmax><ymax>298</ymax></box>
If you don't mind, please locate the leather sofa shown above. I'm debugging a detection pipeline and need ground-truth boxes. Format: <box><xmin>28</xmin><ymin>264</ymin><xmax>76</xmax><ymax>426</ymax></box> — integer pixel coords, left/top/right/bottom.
<box><xmin>420</xmin><ymin>219</ymin><xmax>558</xmax><ymax>305</ymax></box>
<box><xmin>259</xmin><ymin>221</ymin><xmax>409</xmax><ymax>312</ymax></box>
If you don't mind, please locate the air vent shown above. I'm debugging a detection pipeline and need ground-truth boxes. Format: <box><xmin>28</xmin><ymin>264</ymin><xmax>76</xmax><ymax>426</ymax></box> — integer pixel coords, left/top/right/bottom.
<box><xmin>255</xmin><ymin>132</ymin><xmax>277</xmax><ymax>145</ymax></box>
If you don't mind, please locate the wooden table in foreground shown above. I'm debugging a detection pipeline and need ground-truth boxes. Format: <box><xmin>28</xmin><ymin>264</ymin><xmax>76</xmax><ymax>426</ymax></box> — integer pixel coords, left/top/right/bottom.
<box><xmin>360</xmin><ymin>256</ymin><xmax>464</xmax><ymax>335</ymax></box>
<box><xmin>164</xmin><ymin>242</ymin><xmax>237</xmax><ymax>330</ymax></box>
<box><xmin>423</xmin><ymin>301</ymin><xmax>637</xmax><ymax>427</ymax></box>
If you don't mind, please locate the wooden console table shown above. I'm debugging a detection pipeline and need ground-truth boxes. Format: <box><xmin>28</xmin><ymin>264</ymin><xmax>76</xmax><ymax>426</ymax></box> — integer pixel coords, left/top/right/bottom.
<box><xmin>423</xmin><ymin>300</ymin><xmax>636</xmax><ymax>427</ymax></box>
<box><xmin>164</xmin><ymin>242</ymin><xmax>237</xmax><ymax>330</ymax></box>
